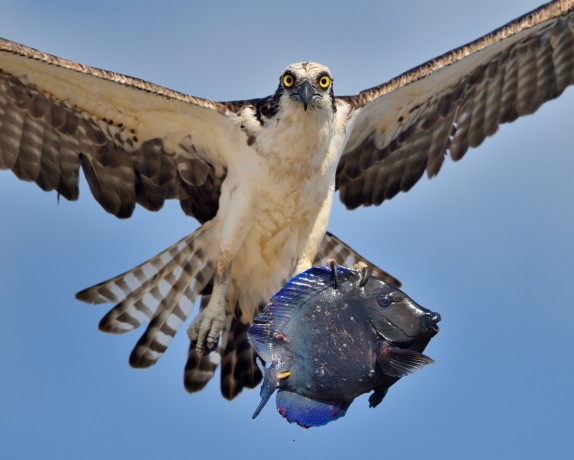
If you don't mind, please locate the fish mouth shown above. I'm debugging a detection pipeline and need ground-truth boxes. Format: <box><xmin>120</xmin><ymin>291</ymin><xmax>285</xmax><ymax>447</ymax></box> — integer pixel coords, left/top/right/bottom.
<box><xmin>417</xmin><ymin>312</ymin><xmax>441</xmax><ymax>338</ymax></box>
<box><xmin>431</xmin><ymin>313</ymin><xmax>441</xmax><ymax>333</ymax></box>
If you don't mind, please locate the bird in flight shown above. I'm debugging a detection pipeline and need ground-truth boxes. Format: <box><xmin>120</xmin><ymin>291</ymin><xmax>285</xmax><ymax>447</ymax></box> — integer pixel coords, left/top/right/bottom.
<box><xmin>0</xmin><ymin>0</ymin><xmax>572</xmax><ymax>400</ymax></box>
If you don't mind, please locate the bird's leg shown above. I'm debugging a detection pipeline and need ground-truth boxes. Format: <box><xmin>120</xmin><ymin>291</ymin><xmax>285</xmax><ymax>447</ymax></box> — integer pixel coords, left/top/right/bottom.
<box><xmin>187</xmin><ymin>192</ymin><xmax>253</xmax><ymax>355</ymax></box>
<box><xmin>294</xmin><ymin>190</ymin><xmax>334</xmax><ymax>276</ymax></box>
<box><xmin>187</xmin><ymin>260</ymin><xmax>231</xmax><ymax>356</ymax></box>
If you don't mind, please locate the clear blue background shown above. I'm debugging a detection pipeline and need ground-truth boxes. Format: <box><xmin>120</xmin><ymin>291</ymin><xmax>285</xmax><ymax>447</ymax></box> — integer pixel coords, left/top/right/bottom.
<box><xmin>1</xmin><ymin>1</ymin><xmax>572</xmax><ymax>459</ymax></box>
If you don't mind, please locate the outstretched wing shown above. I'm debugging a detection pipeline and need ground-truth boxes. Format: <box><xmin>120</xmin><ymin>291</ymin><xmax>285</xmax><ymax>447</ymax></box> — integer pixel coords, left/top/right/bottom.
<box><xmin>336</xmin><ymin>0</ymin><xmax>574</xmax><ymax>209</ymax></box>
<box><xmin>0</xmin><ymin>37</ymin><xmax>238</xmax><ymax>222</ymax></box>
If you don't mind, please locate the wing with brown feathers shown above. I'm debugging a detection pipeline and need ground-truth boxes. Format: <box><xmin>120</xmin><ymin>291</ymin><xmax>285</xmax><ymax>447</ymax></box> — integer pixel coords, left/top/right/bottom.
<box><xmin>336</xmin><ymin>0</ymin><xmax>574</xmax><ymax>209</ymax></box>
<box><xmin>0</xmin><ymin>37</ymin><xmax>235</xmax><ymax>222</ymax></box>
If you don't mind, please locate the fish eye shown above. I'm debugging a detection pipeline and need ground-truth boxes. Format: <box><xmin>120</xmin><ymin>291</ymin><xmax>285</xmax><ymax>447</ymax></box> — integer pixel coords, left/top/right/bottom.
<box><xmin>283</xmin><ymin>73</ymin><xmax>295</xmax><ymax>88</ymax></box>
<box><xmin>377</xmin><ymin>294</ymin><xmax>392</xmax><ymax>308</ymax></box>
<box><xmin>318</xmin><ymin>75</ymin><xmax>331</xmax><ymax>89</ymax></box>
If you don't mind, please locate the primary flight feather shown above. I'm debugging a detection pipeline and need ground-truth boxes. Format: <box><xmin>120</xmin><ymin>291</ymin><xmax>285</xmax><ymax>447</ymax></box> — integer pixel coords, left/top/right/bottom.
<box><xmin>0</xmin><ymin>0</ymin><xmax>572</xmax><ymax>399</ymax></box>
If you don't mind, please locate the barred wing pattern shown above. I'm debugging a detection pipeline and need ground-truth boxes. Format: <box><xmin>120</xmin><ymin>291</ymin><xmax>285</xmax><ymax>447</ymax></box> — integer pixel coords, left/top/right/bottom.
<box><xmin>76</xmin><ymin>223</ymin><xmax>215</xmax><ymax>367</ymax></box>
<box><xmin>0</xmin><ymin>37</ymin><xmax>230</xmax><ymax>222</ymax></box>
<box><xmin>337</xmin><ymin>0</ymin><xmax>574</xmax><ymax>208</ymax></box>
<box><xmin>0</xmin><ymin>37</ymin><xmax>262</xmax><ymax>398</ymax></box>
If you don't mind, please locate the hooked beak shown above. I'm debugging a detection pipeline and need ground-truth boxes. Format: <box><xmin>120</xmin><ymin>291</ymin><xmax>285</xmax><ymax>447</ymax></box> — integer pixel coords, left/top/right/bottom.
<box><xmin>295</xmin><ymin>80</ymin><xmax>316</xmax><ymax>111</ymax></box>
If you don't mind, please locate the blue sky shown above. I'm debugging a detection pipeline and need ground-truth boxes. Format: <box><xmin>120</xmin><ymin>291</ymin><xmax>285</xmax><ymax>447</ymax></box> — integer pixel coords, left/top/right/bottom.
<box><xmin>1</xmin><ymin>1</ymin><xmax>573</xmax><ymax>459</ymax></box>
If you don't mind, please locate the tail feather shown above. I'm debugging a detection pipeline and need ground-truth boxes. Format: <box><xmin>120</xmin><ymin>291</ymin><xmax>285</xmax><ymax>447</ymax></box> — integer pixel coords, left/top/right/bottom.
<box><xmin>184</xmin><ymin>300</ymin><xmax>263</xmax><ymax>399</ymax></box>
<box><xmin>76</xmin><ymin>223</ymin><xmax>215</xmax><ymax>369</ymax></box>
<box><xmin>315</xmin><ymin>231</ymin><xmax>401</xmax><ymax>287</ymax></box>
<box><xmin>96</xmin><ymin>240</ymin><xmax>198</xmax><ymax>333</ymax></box>
<box><xmin>183</xmin><ymin>347</ymin><xmax>220</xmax><ymax>393</ymax></box>
<box><xmin>184</xmin><ymin>293</ymin><xmax>219</xmax><ymax>393</ymax></box>
<box><xmin>76</xmin><ymin>232</ymin><xmax>196</xmax><ymax>306</ymax></box>
<box><xmin>220</xmin><ymin>305</ymin><xmax>263</xmax><ymax>400</ymax></box>
<box><xmin>129</xmin><ymin>256</ymin><xmax>214</xmax><ymax>368</ymax></box>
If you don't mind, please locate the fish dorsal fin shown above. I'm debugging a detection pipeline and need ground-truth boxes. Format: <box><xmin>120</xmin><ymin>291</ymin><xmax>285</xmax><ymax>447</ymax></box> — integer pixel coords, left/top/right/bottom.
<box><xmin>276</xmin><ymin>390</ymin><xmax>350</xmax><ymax>428</ymax></box>
<box><xmin>379</xmin><ymin>345</ymin><xmax>435</xmax><ymax>378</ymax></box>
<box><xmin>248</xmin><ymin>265</ymin><xmax>357</xmax><ymax>361</ymax></box>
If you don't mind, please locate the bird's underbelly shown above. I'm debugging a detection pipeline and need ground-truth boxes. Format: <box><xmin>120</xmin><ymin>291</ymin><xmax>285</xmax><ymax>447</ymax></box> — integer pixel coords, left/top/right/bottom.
<box><xmin>230</xmin><ymin>174</ymin><xmax>332</xmax><ymax>310</ymax></box>
<box><xmin>220</xmin><ymin>122</ymin><xmax>342</xmax><ymax>315</ymax></box>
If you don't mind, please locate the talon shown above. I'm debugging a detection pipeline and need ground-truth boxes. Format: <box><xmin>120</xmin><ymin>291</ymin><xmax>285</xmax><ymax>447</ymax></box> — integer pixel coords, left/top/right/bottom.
<box><xmin>327</xmin><ymin>259</ymin><xmax>338</xmax><ymax>288</ymax></box>
<box><xmin>353</xmin><ymin>261</ymin><xmax>369</xmax><ymax>287</ymax></box>
<box><xmin>187</xmin><ymin>321</ymin><xmax>198</xmax><ymax>342</ymax></box>
<box><xmin>190</xmin><ymin>339</ymin><xmax>212</xmax><ymax>357</ymax></box>
<box><xmin>194</xmin><ymin>343</ymin><xmax>205</xmax><ymax>356</ymax></box>
<box><xmin>206</xmin><ymin>334</ymin><xmax>220</xmax><ymax>350</ymax></box>
<box><xmin>187</xmin><ymin>304</ymin><xmax>225</xmax><ymax>356</ymax></box>
<box><xmin>189</xmin><ymin>261</ymin><xmax>230</xmax><ymax>357</ymax></box>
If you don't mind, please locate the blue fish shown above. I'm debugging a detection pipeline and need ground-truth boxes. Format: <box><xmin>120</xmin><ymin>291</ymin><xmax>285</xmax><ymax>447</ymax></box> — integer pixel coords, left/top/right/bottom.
<box><xmin>248</xmin><ymin>263</ymin><xmax>441</xmax><ymax>427</ymax></box>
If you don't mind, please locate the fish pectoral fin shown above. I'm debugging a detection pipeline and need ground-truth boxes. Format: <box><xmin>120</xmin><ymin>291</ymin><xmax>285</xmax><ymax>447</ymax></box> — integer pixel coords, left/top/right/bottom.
<box><xmin>252</xmin><ymin>367</ymin><xmax>280</xmax><ymax>419</ymax></box>
<box><xmin>368</xmin><ymin>386</ymin><xmax>388</xmax><ymax>408</ymax></box>
<box><xmin>276</xmin><ymin>391</ymin><xmax>350</xmax><ymax>428</ymax></box>
<box><xmin>379</xmin><ymin>345</ymin><xmax>435</xmax><ymax>378</ymax></box>
<box><xmin>252</xmin><ymin>394</ymin><xmax>272</xmax><ymax>420</ymax></box>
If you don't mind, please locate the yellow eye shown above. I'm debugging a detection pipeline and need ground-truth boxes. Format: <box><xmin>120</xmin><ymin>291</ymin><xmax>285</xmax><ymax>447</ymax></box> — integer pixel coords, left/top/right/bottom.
<box><xmin>283</xmin><ymin>74</ymin><xmax>295</xmax><ymax>88</ymax></box>
<box><xmin>318</xmin><ymin>75</ymin><xmax>331</xmax><ymax>89</ymax></box>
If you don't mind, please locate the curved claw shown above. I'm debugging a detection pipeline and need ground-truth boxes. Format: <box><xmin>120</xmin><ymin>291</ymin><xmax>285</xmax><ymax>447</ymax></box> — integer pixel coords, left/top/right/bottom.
<box><xmin>327</xmin><ymin>259</ymin><xmax>338</xmax><ymax>288</ymax></box>
<box><xmin>353</xmin><ymin>261</ymin><xmax>369</xmax><ymax>287</ymax></box>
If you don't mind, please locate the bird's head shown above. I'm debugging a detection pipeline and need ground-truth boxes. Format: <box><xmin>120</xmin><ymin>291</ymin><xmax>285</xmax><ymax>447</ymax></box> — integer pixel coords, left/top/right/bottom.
<box><xmin>278</xmin><ymin>62</ymin><xmax>335</xmax><ymax>112</ymax></box>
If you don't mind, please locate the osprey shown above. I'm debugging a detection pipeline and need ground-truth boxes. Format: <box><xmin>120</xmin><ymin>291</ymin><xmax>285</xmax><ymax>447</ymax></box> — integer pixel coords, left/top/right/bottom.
<box><xmin>0</xmin><ymin>0</ymin><xmax>572</xmax><ymax>400</ymax></box>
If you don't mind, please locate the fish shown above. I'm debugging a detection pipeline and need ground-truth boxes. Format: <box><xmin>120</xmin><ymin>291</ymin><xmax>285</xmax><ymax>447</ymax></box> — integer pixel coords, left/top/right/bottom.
<box><xmin>247</xmin><ymin>262</ymin><xmax>441</xmax><ymax>427</ymax></box>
